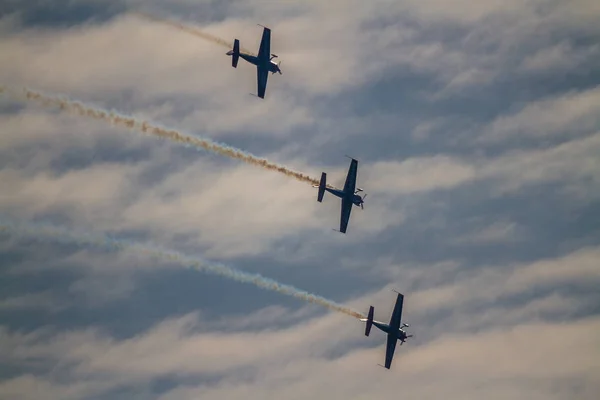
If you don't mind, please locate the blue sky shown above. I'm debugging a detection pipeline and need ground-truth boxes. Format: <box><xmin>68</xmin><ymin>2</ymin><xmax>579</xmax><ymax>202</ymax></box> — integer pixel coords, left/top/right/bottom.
<box><xmin>1</xmin><ymin>0</ymin><xmax>600</xmax><ymax>399</ymax></box>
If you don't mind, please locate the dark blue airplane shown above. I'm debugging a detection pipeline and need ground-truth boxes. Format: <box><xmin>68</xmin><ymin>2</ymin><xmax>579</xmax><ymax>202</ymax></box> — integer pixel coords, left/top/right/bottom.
<box><xmin>226</xmin><ymin>25</ymin><xmax>282</xmax><ymax>98</ymax></box>
<box><xmin>314</xmin><ymin>156</ymin><xmax>366</xmax><ymax>233</ymax></box>
<box><xmin>360</xmin><ymin>291</ymin><xmax>413</xmax><ymax>369</ymax></box>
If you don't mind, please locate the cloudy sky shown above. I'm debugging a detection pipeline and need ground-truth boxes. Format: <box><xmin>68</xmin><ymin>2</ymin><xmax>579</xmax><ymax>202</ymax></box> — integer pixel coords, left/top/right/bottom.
<box><xmin>1</xmin><ymin>0</ymin><xmax>600</xmax><ymax>399</ymax></box>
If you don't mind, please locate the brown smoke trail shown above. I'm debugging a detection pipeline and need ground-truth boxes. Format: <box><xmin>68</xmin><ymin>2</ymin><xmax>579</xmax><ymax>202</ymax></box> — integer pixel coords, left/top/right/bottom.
<box><xmin>2</xmin><ymin>86</ymin><xmax>325</xmax><ymax>187</ymax></box>
<box><xmin>134</xmin><ymin>11</ymin><xmax>256</xmax><ymax>56</ymax></box>
<box><xmin>0</xmin><ymin>220</ymin><xmax>365</xmax><ymax>319</ymax></box>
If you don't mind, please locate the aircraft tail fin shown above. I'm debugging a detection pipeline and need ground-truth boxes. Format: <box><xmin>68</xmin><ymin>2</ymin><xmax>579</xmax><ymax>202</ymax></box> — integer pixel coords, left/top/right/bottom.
<box><xmin>365</xmin><ymin>306</ymin><xmax>374</xmax><ymax>336</ymax></box>
<box><xmin>317</xmin><ymin>172</ymin><xmax>326</xmax><ymax>202</ymax></box>
<box><xmin>229</xmin><ymin>39</ymin><xmax>240</xmax><ymax>68</ymax></box>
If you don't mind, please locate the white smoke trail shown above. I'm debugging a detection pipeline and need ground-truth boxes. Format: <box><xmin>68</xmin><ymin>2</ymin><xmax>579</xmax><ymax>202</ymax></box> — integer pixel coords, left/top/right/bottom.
<box><xmin>0</xmin><ymin>86</ymin><xmax>334</xmax><ymax>188</ymax></box>
<box><xmin>0</xmin><ymin>220</ymin><xmax>364</xmax><ymax>319</ymax></box>
<box><xmin>134</xmin><ymin>11</ymin><xmax>256</xmax><ymax>56</ymax></box>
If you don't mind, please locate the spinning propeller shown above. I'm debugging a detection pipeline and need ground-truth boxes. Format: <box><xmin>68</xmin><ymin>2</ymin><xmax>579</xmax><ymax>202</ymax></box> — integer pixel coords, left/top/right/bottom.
<box><xmin>400</xmin><ymin>323</ymin><xmax>413</xmax><ymax>345</ymax></box>
<box><xmin>272</xmin><ymin>60</ymin><xmax>282</xmax><ymax>75</ymax></box>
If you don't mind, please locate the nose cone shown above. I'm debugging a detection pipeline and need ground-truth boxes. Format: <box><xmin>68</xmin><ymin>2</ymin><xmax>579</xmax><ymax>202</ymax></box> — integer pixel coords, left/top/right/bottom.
<box><xmin>353</xmin><ymin>194</ymin><xmax>364</xmax><ymax>207</ymax></box>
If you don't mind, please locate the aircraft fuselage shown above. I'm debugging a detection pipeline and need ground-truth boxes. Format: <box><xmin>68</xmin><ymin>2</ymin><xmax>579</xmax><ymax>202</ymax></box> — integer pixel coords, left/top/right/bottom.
<box><xmin>372</xmin><ymin>320</ymin><xmax>409</xmax><ymax>341</ymax></box>
<box><xmin>325</xmin><ymin>188</ymin><xmax>364</xmax><ymax>207</ymax></box>
<box><xmin>239</xmin><ymin>53</ymin><xmax>281</xmax><ymax>74</ymax></box>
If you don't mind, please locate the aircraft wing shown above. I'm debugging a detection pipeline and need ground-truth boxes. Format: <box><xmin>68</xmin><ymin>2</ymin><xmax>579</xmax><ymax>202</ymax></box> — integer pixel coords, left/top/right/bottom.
<box><xmin>388</xmin><ymin>292</ymin><xmax>404</xmax><ymax>331</ymax></box>
<box><xmin>343</xmin><ymin>158</ymin><xmax>358</xmax><ymax>195</ymax></box>
<box><xmin>257</xmin><ymin>26</ymin><xmax>271</xmax><ymax>61</ymax></box>
<box><xmin>384</xmin><ymin>332</ymin><xmax>398</xmax><ymax>369</ymax></box>
<box><xmin>339</xmin><ymin>197</ymin><xmax>352</xmax><ymax>233</ymax></box>
<box><xmin>257</xmin><ymin>66</ymin><xmax>269</xmax><ymax>99</ymax></box>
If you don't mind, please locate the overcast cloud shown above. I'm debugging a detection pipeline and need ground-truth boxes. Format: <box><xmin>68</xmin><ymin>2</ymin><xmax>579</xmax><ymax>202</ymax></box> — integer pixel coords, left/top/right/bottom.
<box><xmin>1</xmin><ymin>0</ymin><xmax>599</xmax><ymax>399</ymax></box>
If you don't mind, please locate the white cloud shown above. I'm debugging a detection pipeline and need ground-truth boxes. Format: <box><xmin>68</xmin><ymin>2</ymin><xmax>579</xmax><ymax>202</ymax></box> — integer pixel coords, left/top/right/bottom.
<box><xmin>2</xmin><ymin>199</ymin><xmax>600</xmax><ymax>399</ymax></box>
<box><xmin>409</xmin><ymin>245</ymin><xmax>600</xmax><ymax>314</ymax></box>
<box><xmin>0</xmin><ymin>103</ymin><xmax>412</xmax><ymax>257</ymax></box>
<box><xmin>480</xmin><ymin>132</ymin><xmax>600</xmax><ymax>197</ymax></box>
<box><xmin>451</xmin><ymin>220</ymin><xmax>523</xmax><ymax>245</ymax></box>
<box><xmin>506</xmin><ymin>246</ymin><xmax>600</xmax><ymax>292</ymax></box>
<box><xmin>2</xmin><ymin>2</ymin><xmax>600</xmax><ymax>399</ymax></box>
<box><xmin>0</xmin><ymin>14</ymin><xmax>313</xmax><ymax>139</ymax></box>
<box><xmin>0</xmin><ymin>14</ymin><xmax>214</xmax><ymax>95</ymax></box>
<box><xmin>520</xmin><ymin>41</ymin><xmax>600</xmax><ymax>72</ymax></box>
<box><xmin>0</xmin><ymin>375</ymin><xmax>108</xmax><ymax>400</ymax></box>
<box><xmin>395</xmin><ymin>0</ymin><xmax>542</xmax><ymax>24</ymax></box>
<box><xmin>365</xmin><ymin>156</ymin><xmax>477</xmax><ymax>195</ymax></box>
<box><xmin>0</xmin><ymin>163</ymin><xmax>140</xmax><ymax>219</ymax></box>
<box><xmin>356</xmin><ymin>131</ymin><xmax>600</xmax><ymax>200</ymax></box>
<box><xmin>114</xmin><ymin>159</ymin><xmax>329</xmax><ymax>257</ymax></box>
<box><xmin>483</xmin><ymin>86</ymin><xmax>600</xmax><ymax>142</ymax></box>
<box><xmin>2</xmin><ymin>311</ymin><xmax>598</xmax><ymax>400</ymax></box>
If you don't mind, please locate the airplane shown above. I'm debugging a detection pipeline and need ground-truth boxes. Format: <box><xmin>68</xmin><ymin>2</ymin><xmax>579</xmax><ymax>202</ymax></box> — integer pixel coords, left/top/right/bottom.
<box><xmin>226</xmin><ymin>25</ymin><xmax>282</xmax><ymax>99</ymax></box>
<box><xmin>360</xmin><ymin>291</ymin><xmax>413</xmax><ymax>369</ymax></box>
<box><xmin>313</xmin><ymin>156</ymin><xmax>365</xmax><ymax>233</ymax></box>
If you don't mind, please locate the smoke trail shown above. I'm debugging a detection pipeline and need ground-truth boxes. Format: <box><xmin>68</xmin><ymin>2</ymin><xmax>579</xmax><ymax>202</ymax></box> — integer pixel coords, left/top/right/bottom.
<box><xmin>0</xmin><ymin>220</ymin><xmax>364</xmax><ymax>319</ymax></box>
<box><xmin>1</xmin><ymin>86</ymin><xmax>330</xmax><ymax>187</ymax></box>
<box><xmin>134</xmin><ymin>12</ymin><xmax>256</xmax><ymax>55</ymax></box>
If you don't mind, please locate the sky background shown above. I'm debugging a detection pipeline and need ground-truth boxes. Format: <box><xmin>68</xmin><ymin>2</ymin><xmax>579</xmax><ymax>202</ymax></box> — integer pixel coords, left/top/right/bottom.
<box><xmin>1</xmin><ymin>0</ymin><xmax>600</xmax><ymax>399</ymax></box>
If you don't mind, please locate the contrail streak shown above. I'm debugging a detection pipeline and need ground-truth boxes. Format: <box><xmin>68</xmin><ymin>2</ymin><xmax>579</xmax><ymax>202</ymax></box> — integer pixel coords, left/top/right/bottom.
<box><xmin>1</xmin><ymin>86</ymin><xmax>327</xmax><ymax>187</ymax></box>
<box><xmin>134</xmin><ymin>11</ymin><xmax>256</xmax><ymax>55</ymax></box>
<box><xmin>0</xmin><ymin>220</ymin><xmax>364</xmax><ymax>319</ymax></box>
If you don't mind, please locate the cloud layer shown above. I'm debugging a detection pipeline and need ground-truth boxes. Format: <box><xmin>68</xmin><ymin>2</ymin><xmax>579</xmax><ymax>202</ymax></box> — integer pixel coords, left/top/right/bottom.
<box><xmin>1</xmin><ymin>0</ymin><xmax>599</xmax><ymax>399</ymax></box>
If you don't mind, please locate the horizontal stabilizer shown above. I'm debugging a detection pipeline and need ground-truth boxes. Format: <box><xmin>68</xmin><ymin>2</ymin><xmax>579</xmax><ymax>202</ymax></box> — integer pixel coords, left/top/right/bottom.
<box><xmin>317</xmin><ymin>172</ymin><xmax>326</xmax><ymax>202</ymax></box>
<box><xmin>365</xmin><ymin>306</ymin><xmax>374</xmax><ymax>336</ymax></box>
<box><xmin>231</xmin><ymin>39</ymin><xmax>240</xmax><ymax>68</ymax></box>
